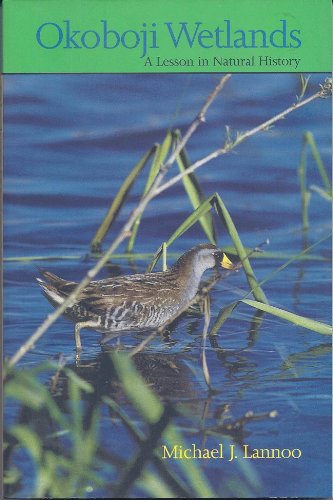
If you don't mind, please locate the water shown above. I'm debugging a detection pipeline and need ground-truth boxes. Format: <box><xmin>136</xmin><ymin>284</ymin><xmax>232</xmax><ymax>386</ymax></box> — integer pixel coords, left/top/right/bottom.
<box><xmin>4</xmin><ymin>74</ymin><xmax>332</xmax><ymax>497</ymax></box>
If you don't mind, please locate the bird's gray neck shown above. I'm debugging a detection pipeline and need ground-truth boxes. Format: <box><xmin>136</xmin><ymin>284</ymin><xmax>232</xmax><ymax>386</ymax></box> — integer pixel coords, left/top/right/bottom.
<box><xmin>171</xmin><ymin>260</ymin><xmax>208</xmax><ymax>305</ymax></box>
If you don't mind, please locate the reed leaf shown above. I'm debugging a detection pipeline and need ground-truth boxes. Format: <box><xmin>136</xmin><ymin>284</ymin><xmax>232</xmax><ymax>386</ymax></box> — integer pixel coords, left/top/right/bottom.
<box><xmin>213</xmin><ymin>193</ymin><xmax>268</xmax><ymax>303</ymax></box>
<box><xmin>4</xmin><ymin>248</ymin><xmax>328</xmax><ymax>263</ymax></box>
<box><xmin>163</xmin><ymin>428</ymin><xmax>215</xmax><ymax>497</ymax></box>
<box><xmin>173</xmin><ymin>130</ymin><xmax>216</xmax><ymax>244</ymax></box>
<box><xmin>146</xmin><ymin>195</ymin><xmax>215</xmax><ymax>272</ymax></box>
<box><xmin>10</xmin><ymin>426</ymin><xmax>42</xmax><ymax>464</ymax></box>
<box><xmin>127</xmin><ymin>132</ymin><xmax>173</xmax><ymax>252</ymax></box>
<box><xmin>90</xmin><ymin>145</ymin><xmax>157</xmax><ymax>252</ymax></box>
<box><xmin>65</xmin><ymin>368</ymin><xmax>94</xmax><ymax>393</ymax></box>
<box><xmin>111</xmin><ymin>352</ymin><xmax>163</xmax><ymax>424</ymax></box>
<box><xmin>103</xmin><ymin>395</ymin><xmax>192</xmax><ymax>497</ymax></box>
<box><xmin>298</xmin><ymin>131</ymin><xmax>332</xmax><ymax>229</ymax></box>
<box><xmin>164</xmin><ymin>195</ymin><xmax>214</xmax><ymax>245</ymax></box>
<box><xmin>3</xmin><ymin>466</ymin><xmax>21</xmax><ymax>486</ymax></box>
<box><xmin>4</xmin><ymin>255</ymin><xmax>81</xmax><ymax>262</ymax></box>
<box><xmin>162</xmin><ymin>242</ymin><xmax>167</xmax><ymax>271</ymax></box>
<box><xmin>103</xmin><ymin>395</ymin><xmax>145</xmax><ymax>441</ymax></box>
<box><xmin>305</xmin><ymin>131</ymin><xmax>332</xmax><ymax>192</ymax></box>
<box><xmin>241</xmin><ymin>299</ymin><xmax>332</xmax><ymax>336</ymax></box>
<box><xmin>298</xmin><ymin>137</ymin><xmax>310</xmax><ymax>229</ymax></box>
<box><xmin>139</xmin><ymin>471</ymin><xmax>176</xmax><ymax>498</ymax></box>
<box><xmin>210</xmin><ymin>233</ymin><xmax>331</xmax><ymax>336</ymax></box>
<box><xmin>247</xmin><ymin>233</ymin><xmax>331</xmax><ymax>298</ymax></box>
<box><xmin>5</xmin><ymin>370</ymin><xmax>67</xmax><ymax>427</ymax></box>
<box><xmin>5</xmin><ymin>374</ymin><xmax>49</xmax><ymax>411</ymax></box>
<box><xmin>111</xmin><ymin>353</ymin><xmax>215</xmax><ymax>497</ymax></box>
<box><xmin>209</xmin><ymin>301</ymin><xmax>239</xmax><ymax>335</ymax></box>
<box><xmin>113</xmin><ymin>406</ymin><xmax>174</xmax><ymax>498</ymax></box>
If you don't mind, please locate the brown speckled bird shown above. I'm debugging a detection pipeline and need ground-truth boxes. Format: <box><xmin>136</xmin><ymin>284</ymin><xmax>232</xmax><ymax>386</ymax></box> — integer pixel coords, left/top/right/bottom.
<box><xmin>37</xmin><ymin>244</ymin><xmax>225</xmax><ymax>351</ymax></box>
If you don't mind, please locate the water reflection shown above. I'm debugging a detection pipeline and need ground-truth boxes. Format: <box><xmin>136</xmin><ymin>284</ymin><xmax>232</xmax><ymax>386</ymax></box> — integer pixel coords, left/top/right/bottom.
<box><xmin>12</xmin><ymin>345</ymin><xmax>279</xmax><ymax>445</ymax></box>
<box><xmin>208</xmin><ymin>307</ymin><xmax>265</xmax><ymax>382</ymax></box>
<box><xmin>278</xmin><ymin>342</ymin><xmax>332</xmax><ymax>378</ymax></box>
<box><xmin>53</xmin><ymin>349</ymin><xmax>197</xmax><ymax>404</ymax></box>
<box><xmin>292</xmin><ymin>231</ymin><xmax>309</xmax><ymax>309</ymax></box>
<box><xmin>4</xmin><ymin>73</ymin><xmax>331</xmax><ymax>497</ymax></box>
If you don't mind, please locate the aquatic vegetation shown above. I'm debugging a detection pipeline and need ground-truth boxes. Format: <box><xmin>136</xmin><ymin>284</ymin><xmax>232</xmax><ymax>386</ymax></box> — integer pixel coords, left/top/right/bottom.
<box><xmin>4</xmin><ymin>75</ymin><xmax>332</xmax><ymax>498</ymax></box>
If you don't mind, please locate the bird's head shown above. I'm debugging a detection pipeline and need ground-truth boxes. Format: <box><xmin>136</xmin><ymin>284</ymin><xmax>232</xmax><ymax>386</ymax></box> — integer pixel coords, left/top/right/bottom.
<box><xmin>173</xmin><ymin>243</ymin><xmax>233</xmax><ymax>276</ymax></box>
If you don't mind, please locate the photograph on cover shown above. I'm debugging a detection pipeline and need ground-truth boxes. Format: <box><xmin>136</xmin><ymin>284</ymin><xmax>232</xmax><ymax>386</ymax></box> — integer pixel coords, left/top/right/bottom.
<box><xmin>3</xmin><ymin>73</ymin><xmax>332</xmax><ymax>498</ymax></box>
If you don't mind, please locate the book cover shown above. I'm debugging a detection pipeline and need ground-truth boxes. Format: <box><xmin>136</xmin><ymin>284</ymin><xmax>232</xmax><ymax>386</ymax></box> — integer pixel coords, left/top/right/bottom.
<box><xmin>3</xmin><ymin>1</ymin><xmax>332</xmax><ymax>498</ymax></box>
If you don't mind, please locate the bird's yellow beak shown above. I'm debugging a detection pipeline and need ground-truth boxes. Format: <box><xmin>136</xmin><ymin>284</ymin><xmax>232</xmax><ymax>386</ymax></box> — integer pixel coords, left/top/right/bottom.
<box><xmin>220</xmin><ymin>253</ymin><xmax>235</xmax><ymax>270</ymax></box>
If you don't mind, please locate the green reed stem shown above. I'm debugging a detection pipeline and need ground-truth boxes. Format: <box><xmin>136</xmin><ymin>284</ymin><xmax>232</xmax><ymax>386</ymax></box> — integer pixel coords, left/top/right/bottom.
<box><xmin>213</xmin><ymin>193</ymin><xmax>268</xmax><ymax>303</ymax></box>
<box><xmin>305</xmin><ymin>131</ymin><xmax>331</xmax><ymax>192</ymax></box>
<box><xmin>173</xmin><ymin>129</ymin><xmax>216</xmax><ymax>245</ymax></box>
<box><xmin>90</xmin><ymin>145</ymin><xmax>157</xmax><ymax>252</ymax></box>
<box><xmin>210</xmin><ymin>232</ymin><xmax>332</xmax><ymax>336</ymax></box>
<box><xmin>127</xmin><ymin>132</ymin><xmax>173</xmax><ymax>252</ymax></box>
<box><xmin>298</xmin><ymin>135</ymin><xmax>311</xmax><ymax>229</ymax></box>
<box><xmin>298</xmin><ymin>131</ymin><xmax>332</xmax><ymax>230</ymax></box>
<box><xmin>242</xmin><ymin>299</ymin><xmax>332</xmax><ymax>335</ymax></box>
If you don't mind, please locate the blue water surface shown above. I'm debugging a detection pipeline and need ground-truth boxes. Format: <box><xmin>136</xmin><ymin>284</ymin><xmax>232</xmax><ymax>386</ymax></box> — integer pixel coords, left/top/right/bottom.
<box><xmin>4</xmin><ymin>73</ymin><xmax>332</xmax><ymax>498</ymax></box>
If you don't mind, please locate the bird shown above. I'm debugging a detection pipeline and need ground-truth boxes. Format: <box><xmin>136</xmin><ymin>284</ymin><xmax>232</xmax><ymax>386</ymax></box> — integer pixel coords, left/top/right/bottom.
<box><xmin>37</xmin><ymin>243</ymin><xmax>231</xmax><ymax>351</ymax></box>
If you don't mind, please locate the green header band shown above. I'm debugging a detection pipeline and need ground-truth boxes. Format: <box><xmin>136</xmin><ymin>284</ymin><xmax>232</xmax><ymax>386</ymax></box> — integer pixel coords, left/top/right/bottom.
<box><xmin>3</xmin><ymin>0</ymin><xmax>332</xmax><ymax>73</ymax></box>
